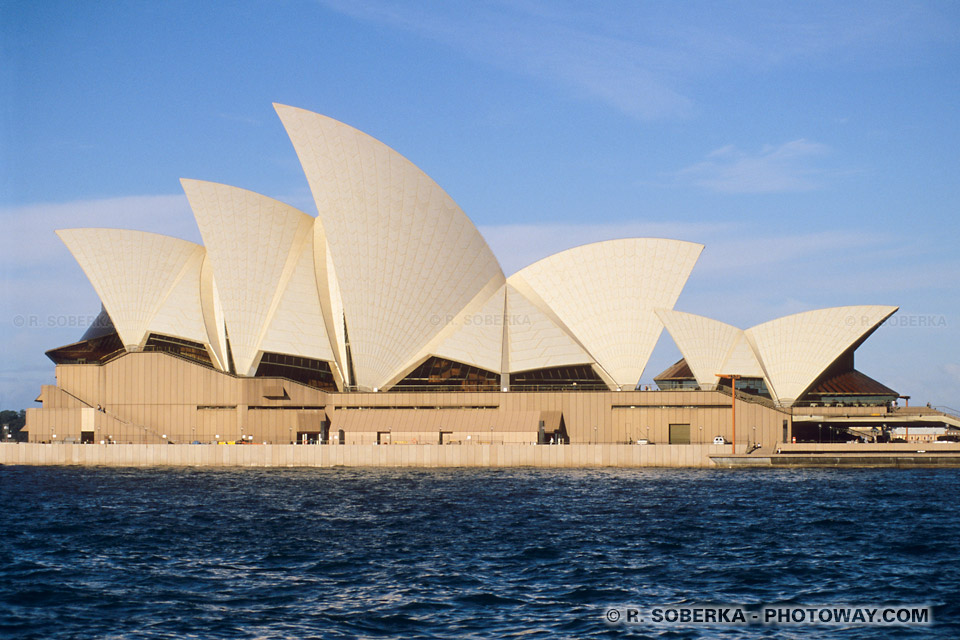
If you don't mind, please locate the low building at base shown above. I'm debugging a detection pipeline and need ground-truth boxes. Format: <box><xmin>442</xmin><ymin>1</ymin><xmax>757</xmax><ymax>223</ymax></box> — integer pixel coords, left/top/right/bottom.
<box><xmin>28</xmin><ymin>350</ymin><xmax>792</xmax><ymax>447</ymax></box>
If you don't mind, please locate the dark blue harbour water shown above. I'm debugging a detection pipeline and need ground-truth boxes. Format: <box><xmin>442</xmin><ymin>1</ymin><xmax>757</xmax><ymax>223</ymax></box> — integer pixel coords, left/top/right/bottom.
<box><xmin>1</xmin><ymin>466</ymin><xmax>958</xmax><ymax>639</ymax></box>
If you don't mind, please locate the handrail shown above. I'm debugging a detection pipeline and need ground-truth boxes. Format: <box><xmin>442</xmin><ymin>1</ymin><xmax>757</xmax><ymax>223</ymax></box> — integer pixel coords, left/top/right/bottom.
<box><xmin>934</xmin><ymin>406</ymin><xmax>960</xmax><ymax>419</ymax></box>
<box><xmin>69</xmin><ymin>347</ymin><xmax>325</xmax><ymax>390</ymax></box>
<box><xmin>50</xmin><ymin>387</ymin><xmax>168</xmax><ymax>443</ymax></box>
<box><xmin>713</xmin><ymin>385</ymin><xmax>791</xmax><ymax>414</ymax></box>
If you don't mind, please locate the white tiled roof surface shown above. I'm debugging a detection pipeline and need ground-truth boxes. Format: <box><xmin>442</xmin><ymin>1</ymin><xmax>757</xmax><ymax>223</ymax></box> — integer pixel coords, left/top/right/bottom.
<box><xmin>275</xmin><ymin>104</ymin><xmax>505</xmax><ymax>390</ymax></box>
<box><xmin>745</xmin><ymin>305</ymin><xmax>897</xmax><ymax>405</ymax></box>
<box><xmin>57</xmin><ymin>106</ymin><xmax>894</xmax><ymax>402</ymax></box>
<box><xmin>504</xmin><ymin>282</ymin><xmax>595</xmax><ymax>374</ymax></box>
<box><xmin>511</xmin><ymin>239</ymin><xmax>703</xmax><ymax>388</ymax></box>
<box><xmin>56</xmin><ymin>228</ymin><xmax>207</xmax><ymax>350</ymax></box>
<box><xmin>655</xmin><ymin>310</ymin><xmax>748</xmax><ymax>389</ymax></box>
<box><xmin>181</xmin><ymin>179</ymin><xmax>333</xmax><ymax>376</ymax></box>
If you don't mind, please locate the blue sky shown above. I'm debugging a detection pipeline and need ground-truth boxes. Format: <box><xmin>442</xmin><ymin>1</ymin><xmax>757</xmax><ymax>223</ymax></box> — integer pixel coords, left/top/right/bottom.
<box><xmin>2</xmin><ymin>0</ymin><xmax>958</xmax><ymax>410</ymax></box>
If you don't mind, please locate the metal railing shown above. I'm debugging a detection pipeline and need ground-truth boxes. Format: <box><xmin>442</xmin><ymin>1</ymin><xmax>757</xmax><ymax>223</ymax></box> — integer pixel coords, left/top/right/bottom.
<box><xmin>713</xmin><ymin>385</ymin><xmax>790</xmax><ymax>414</ymax></box>
<box><xmin>935</xmin><ymin>406</ymin><xmax>960</xmax><ymax>419</ymax></box>
<box><xmin>50</xmin><ymin>387</ymin><xmax>168</xmax><ymax>444</ymax></box>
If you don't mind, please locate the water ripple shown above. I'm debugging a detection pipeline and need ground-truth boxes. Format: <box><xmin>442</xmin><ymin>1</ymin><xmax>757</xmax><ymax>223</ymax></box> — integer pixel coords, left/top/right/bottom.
<box><xmin>1</xmin><ymin>466</ymin><xmax>958</xmax><ymax>638</ymax></box>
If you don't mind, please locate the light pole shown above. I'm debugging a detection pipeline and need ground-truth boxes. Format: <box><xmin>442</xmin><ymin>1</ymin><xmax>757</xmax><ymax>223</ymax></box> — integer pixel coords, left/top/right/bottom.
<box><xmin>699</xmin><ymin>426</ymin><xmax>703</xmax><ymax>444</ymax></box>
<box><xmin>593</xmin><ymin>425</ymin><xmax>598</xmax><ymax>444</ymax></box>
<box><xmin>716</xmin><ymin>374</ymin><xmax>741</xmax><ymax>452</ymax></box>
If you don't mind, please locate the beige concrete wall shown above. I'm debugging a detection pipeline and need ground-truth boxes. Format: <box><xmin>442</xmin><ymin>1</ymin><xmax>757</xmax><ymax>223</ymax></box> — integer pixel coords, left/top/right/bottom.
<box><xmin>29</xmin><ymin>352</ymin><xmax>791</xmax><ymax>447</ymax></box>
<box><xmin>0</xmin><ymin>443</ymin><xmax>740</xmax><ymax>468</ymax></box>
<box><xmin>776</xmin><ymin>442</ymin><xmax>960</xmax><ymax>453</ymax></box>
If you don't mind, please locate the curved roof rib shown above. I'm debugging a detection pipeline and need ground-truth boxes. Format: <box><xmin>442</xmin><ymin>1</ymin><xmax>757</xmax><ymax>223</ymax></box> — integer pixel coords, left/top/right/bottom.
<box><xmin>510</xmin><ymin>238</ymin><xmax>703</xmax><ymax>389</ymax></box>
<box><xmin>655</xmin><ymin>310</ymin><xmax>763</xmax><ymax>390</ymax></box>
<box><xmin>504</xmin><ymin>282</ymin><xmax>596</xmax><ymax>375</ymax></box>
<box><xmin>181</xmin><ymin>179</ymin><xmax>335</xmax><ymax>376</ymax></box>
<box><xmin>429</xmin><ymin>282</ymin><xmax>507</xmax><ymax>377</ymax></box>
<box><xmin>259</xmin><ymin>226</ymin><xmax>341</xmax><ymax>384</ymax></box>
<box><xmin>745</xmin><ymin>305</ymin><xmax>898</xmax><ymax>406</ymax></box>
<box><xmin>149</xmin><ymin>247</ymin><xmax>209</xmax><ymax>345</ymax></box>
<box><xmin>56</xmin><ymin>228</ymin><xmax>207</xmax><ymax>351</ymax></box>
<box><xmin>275</xmin><ymin>104</ymin><xmax>505</xmax><ymax>390</ymax></box>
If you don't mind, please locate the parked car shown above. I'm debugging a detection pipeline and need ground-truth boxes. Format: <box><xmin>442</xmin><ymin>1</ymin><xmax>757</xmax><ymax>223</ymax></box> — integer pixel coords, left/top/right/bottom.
<box><xmin>713</xmin><ymin>436</ymin><xmax>727</xmax><ymax>445</ymax></box>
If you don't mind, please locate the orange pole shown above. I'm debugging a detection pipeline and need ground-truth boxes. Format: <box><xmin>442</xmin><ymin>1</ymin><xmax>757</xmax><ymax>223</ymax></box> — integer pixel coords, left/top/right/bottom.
<box><xmin>731</xmin><ymin>376</ymin><xmax>736</xmax><ymax>452</ymax></box>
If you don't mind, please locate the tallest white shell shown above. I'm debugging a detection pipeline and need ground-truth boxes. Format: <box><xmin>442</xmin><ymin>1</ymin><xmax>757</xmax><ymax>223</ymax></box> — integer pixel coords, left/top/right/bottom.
<box><xmin>275</xmin><ymin>104</ymin><xmax>505</xmax><ymax>390</ymax></box>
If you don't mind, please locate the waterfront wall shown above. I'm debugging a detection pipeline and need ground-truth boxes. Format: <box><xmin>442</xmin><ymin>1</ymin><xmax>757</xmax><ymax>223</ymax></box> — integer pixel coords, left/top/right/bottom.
<box><xmin>775</xmin><ymin>442</ymin><xmax>960</xmax><ymax>453</ymax></box>
<box><xmin>0</xmin><ymin>443</ymin><xmax>740</xmax><ymax>468</ymax></box>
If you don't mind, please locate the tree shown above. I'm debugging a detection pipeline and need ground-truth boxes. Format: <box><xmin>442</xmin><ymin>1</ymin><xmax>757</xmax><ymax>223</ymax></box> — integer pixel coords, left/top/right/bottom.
<box><xmin>0</xmin><ymin>409</ymin><xmax>26</xmax><ymax>441</ymax></box>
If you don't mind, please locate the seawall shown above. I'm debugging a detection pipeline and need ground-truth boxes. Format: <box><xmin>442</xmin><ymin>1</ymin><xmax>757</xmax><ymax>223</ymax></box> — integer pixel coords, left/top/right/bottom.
<box><xmin>0</xmin><ymin>443</ymin><xmax>735</xmax><ymax>468</ymax></box>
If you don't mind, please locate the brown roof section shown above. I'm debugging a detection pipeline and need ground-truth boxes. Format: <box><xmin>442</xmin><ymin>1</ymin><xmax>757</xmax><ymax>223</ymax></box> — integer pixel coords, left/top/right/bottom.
<box><xmin>807</xmin><ymin>369</ymin><xmax>898</xmax><ymax>397</ymax></box>
<box><xmin>653</xmin><ymin>358</ymin><xmax>695</xmax><ymax>381</ymax></box>
<box><xmin>540</xmin><ymin>411</ymin><xmax>562</xmax><ymax>431</ymax></box>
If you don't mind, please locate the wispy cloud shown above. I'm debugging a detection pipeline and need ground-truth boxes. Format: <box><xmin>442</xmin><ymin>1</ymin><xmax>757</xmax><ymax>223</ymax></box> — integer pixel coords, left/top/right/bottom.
<box><xmin>944</xmin><ymin>364</ymin><xmax>960</xmax><ymax>388</ymax></box>
<box><xmin>672</xmin><ymin>140</ymin><xmax>832</xmax><ymax>193</ymax></box>
<box><xmin>478</xmin><ymin>221</ymin><xmax>730</xmax><ymax>275</ymax></box>
<box><xmin>319</xmin><ymin>0</ymin><xmax>694</xmax><ymax>120</ymax></box>
<box><xmin>3</xmin><ymin>198</ymin><xmax>956</xmax><ymax>408</ymax></box>
<box><xmin>0</xmin><ymin>195</ymin><xmax>199</xmax><ymax>272</ymax></box>
<box><xmin>478</xmin><ymin>218</ymin><xmax>955</xmax><ymax>309</ymax></box>
<box><xmin>317</xmin><ymin>1</ymin><xmax>958</xmax><ymax>121</ymax></box>
<box><xmin>480</xmin><ymin>218</ymin><xmax>959</xmax><ymax>401</ymax></box>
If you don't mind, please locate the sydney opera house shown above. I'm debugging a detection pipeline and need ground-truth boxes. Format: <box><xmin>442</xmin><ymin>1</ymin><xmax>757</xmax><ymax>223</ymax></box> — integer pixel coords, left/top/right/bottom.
<box><xmin>26</xmin><ymin>104</ymin><xmax>943</xmax><ymax>447</ymax></box>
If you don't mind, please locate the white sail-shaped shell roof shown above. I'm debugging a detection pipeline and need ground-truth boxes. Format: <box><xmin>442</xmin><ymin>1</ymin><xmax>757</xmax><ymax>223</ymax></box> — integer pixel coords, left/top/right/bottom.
<box><xmin>722</xmin><ymin>333</ymin><xmax>765</xmax><ymax>379</ymax></box>
<box><xmin>275</xmin><ymin>104</ymin><xmax>505</xmax><ymax>390</ymax></box>
<box><xmin>510</xmin><ymin>239</ymin><xmax>703</xmax><ymax>388</ymax></box>
<box><xmin>259</xmin><ymin>228</ymin><xmax>339</xmax><ymax>381</ymax></box>
<box><xmin>504</xmin><ymin>282</ymin><xmax>596</xmax><ymax>374</ymax></box>
<box><xmin>148</xmin><ymin>247</ymin><xmax>209</xmax><ymax>347</ymax></box>
<box><xmin>745</xmin><ymin>305</ymin><xmax>897</xmax><ymax>405</ymax></box>
<box><xmin>659</xmin><ymin>306</ymin><xmax>898</xmax><ymax>406</ymax></box>
<box><xmin>429</xmin><ymin>284</ymin><xmax>508</xmax><ymax>376</ymax></box>
<box><xmin>655</xmin><ymin>310</ymin><xmax>756</xmax><ymax>390</ymax></box>
<box><xmin>181</xmin><ymin>179</ymin><xmax>335</xmax><ymax>376</ymax></box>
<box><xmin>55</xmin><ymin>104</ymin><xmax>896</xmax><ymax>404</ymax></box>
<box><xmin>56</xmin><ymin>229</ymin><xmax>209</xmax><ymax>351</ymax></box>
